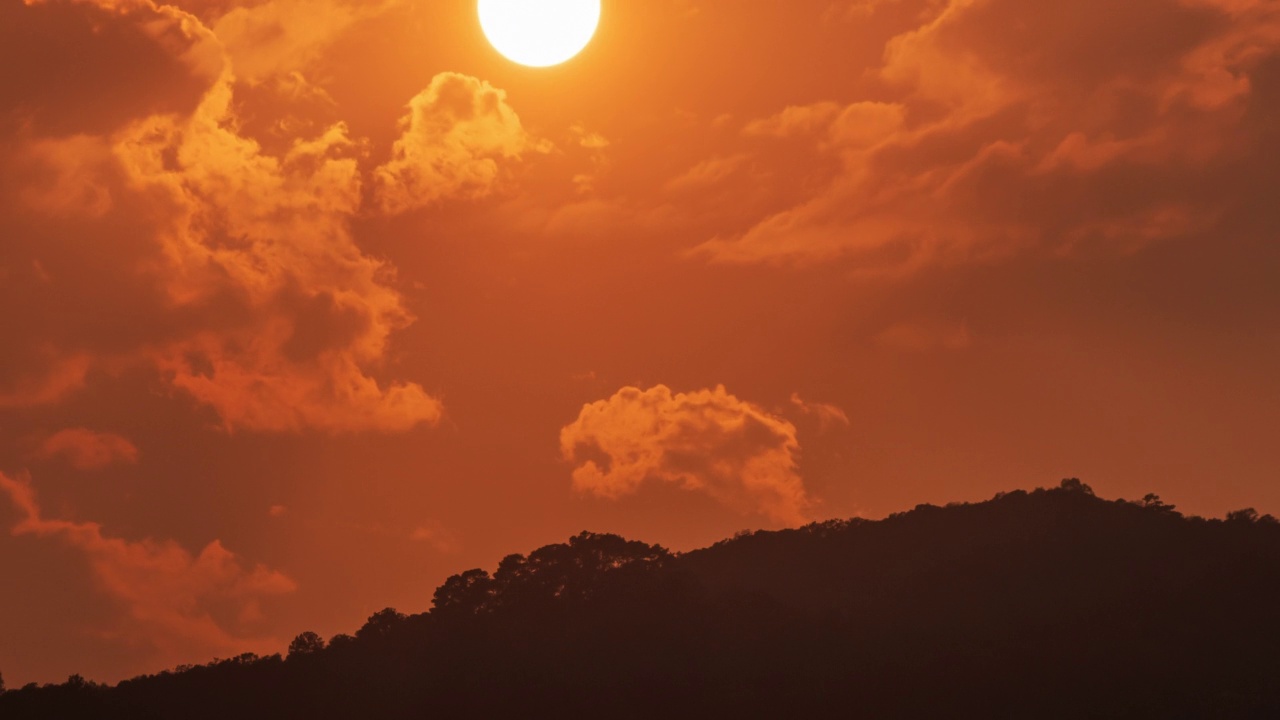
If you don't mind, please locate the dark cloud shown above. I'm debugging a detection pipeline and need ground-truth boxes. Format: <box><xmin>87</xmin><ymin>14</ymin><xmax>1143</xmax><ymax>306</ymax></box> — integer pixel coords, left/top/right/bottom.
<box><xmin>1</xmin><ymin>0</ymin><xmax>220</xmax><ymax>137</ymax></box>
<box><xmin>695</xmin><ymin>0</ymin><xmax>1280</xmax><ymax>271</ymax></box>
<box><xmin>0</xmin><ymin>472</ymin><xmax>295</xmax><ymax>665</ymax></box>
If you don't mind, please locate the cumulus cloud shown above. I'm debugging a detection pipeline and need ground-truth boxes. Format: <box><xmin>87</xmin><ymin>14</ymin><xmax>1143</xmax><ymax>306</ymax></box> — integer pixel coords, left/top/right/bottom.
<box><xmin>35</xmin><ymin>428</ymin><xmax>140</xmax><ymax>470</ymax></box>
<box><xmin>117</xmin><ymin>77</ymin><xmax>440</xmax><ymax>432</ymax></box>
<box><xmin>560</xmin><ymin>385</ymin><xmax>812</xmax><ymax>525</ymax></box>
<box><xmin>1</xmin><ymin>1</ymin><xmax>445</xmax><ymax>433</ymax></box>
<box><xmin>695</xmin><ymin>0</ymin><xmax>1280</xmax><ymax>271</ymax></box>
<box><xmin>374</xmin><ymin>73</ymin><xmax>541</xmax><ymax>214</ymax></box>
<box><xmin>0</xmin><ymin>471</ymin><xmax>295</xmax><ymax>662</ymax></box>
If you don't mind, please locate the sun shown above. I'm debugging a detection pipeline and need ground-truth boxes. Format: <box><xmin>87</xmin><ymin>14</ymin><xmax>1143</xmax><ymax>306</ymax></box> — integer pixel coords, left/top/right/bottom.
<box><xmin>479</xmin><ymin>0</ymin><xmax>602</xmax><ymax>68</ymax></box>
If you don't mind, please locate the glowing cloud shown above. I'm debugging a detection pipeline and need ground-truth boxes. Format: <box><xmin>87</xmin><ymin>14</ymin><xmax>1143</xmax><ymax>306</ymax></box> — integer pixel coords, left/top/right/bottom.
<box><xmin>560</xmin><ymin>385</ymin><xmax>812</xmax><ymax>525</ymax></box>
<box><xmin>374</xmin><ymin>72</ymin><xmax>540</xmax><ymax>214</ymax></box>
<box><xmin>120</xmin><ymin>78</ymin><xmax>443</xmax><ymax>433</ymax></box>
<box><xmin>1</xmin><ymin>0</ymin><xmax>443</xmax><ymax>433</ymax></box>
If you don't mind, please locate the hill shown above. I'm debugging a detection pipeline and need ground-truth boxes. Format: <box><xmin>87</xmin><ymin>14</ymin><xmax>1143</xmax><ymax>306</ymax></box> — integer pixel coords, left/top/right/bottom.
<box><xmin>3</xmin><ymin>479</ymin><xmax>1280</xmax><ymax>718</ymax></box>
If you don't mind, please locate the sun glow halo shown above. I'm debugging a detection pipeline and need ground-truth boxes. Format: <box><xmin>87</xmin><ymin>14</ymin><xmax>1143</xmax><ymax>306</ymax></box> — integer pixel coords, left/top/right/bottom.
<box><xmin>479</xmin><ymin>0</ymin><xmax>602</xmax><ymax>68</ymax></box>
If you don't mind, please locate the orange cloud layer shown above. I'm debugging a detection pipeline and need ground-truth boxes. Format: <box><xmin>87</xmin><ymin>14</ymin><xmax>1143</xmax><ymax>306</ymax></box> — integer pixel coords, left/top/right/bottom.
<box><xmin>36</xmin><ymin>428</ymin><xmax>140</xmax><ymax>470</ymax></box>
<box><xmin>560</xmin><ymin>385</ymin><xmax>812</xmax><ymax>526</ymax></box>
<box><xmin>0</xmin><ymin>471</ymin><xmax>295</xmax><ymax>663</ymax></box>
<box><xmin>693</xmin><ymin>0</ymin><xmax>1280</xmax><ymax>271</ymax></box>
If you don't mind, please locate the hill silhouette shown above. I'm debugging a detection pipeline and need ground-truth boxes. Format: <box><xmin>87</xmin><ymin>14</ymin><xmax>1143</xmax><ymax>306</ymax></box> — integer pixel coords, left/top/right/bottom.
<box><xmin>4</xmin><ymin>479</ymin><xmax>1280</xmax><ymax>718</ymax></box>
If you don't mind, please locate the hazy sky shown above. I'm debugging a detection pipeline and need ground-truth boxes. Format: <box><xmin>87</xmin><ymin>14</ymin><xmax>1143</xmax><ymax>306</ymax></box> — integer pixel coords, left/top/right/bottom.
<box><xmin>2</xmin><ymin>0</ymin><xmax>1278</xmax><ymax>686</ymax></box>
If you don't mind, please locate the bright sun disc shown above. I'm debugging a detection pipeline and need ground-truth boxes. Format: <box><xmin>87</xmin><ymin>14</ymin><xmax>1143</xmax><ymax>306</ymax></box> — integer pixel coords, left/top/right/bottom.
<box><xmin>479</xmin><ymin>0</ymin><xmax>601</xmax><ymax>68</ymax></box>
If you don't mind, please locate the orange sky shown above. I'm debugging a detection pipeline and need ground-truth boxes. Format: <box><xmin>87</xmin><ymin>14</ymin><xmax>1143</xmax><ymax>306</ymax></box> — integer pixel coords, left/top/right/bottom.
<box><xmin>2</xmin><ymin>0</ymin><xmax>1279</xmax><ymax>686</ymax></box>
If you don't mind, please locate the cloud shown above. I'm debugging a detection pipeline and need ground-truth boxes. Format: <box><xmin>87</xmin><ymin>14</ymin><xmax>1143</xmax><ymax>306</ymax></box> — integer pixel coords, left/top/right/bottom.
<box><xmin>0</xmin><ymin>471</ymin><xmax>295</xmax><ymax>663</ymax></box>
<box><xmin>664</xmin><ymin>154</ymin><xmax>749</xmax><ymax>194</ymax></box>
<box><xmin>35</xmin><ymin>428</ymin><xmax>140</xmax><ymax>470</ymax></box>
<box><xmin>789</xmin><ymin>393</ymin><xmax>852</xmax><ymax>428</ymax></box>
<box><xmin>560</xmin><ymin>385</ymin><xmax>812</xmax><ymax>525</ymax></box>
<box><xmin>694</xmin><ymin>0</ymin><xmax>1280</xmax><ymax>271</ymax></box>
<box><xmin>209</xmin><ymin>0</ymin><xmax>398</xmax><ymax>82</ymax></box>
<box><xmin>115</xmin><ymin>78</ymin><xmax>442</xmax><ymax>432</ymax></box>
<box><xmin>567</xmin><ymin>122</ymin><xmax>611</xmax><ymax>193</ymax></box>
<box><xmin>0</xmin><ymin>1</ymin><xmax>443</xmax><ymax>433</ymax></box>
<box><xmin>742</xmin><ymin>102</ymin><xmax>844</xmax><ymax>138</ymax></box>
<box><xmin>0</xmin><ymin>352</ymin><xmax>91</xmax><ymax>409</ymax></box>
<box><xmin>374</xmin><ymin>73</ymin><xmax>542</xmax><ymax>214</ymax></box>
<box><xmin>570</xmin><ymin>123</ymin><xmax>610</xmax><ymax>150</ymax></box>
<box><xmin>1</xmin><ymin>0</ymin><xmax>222</xmax><ymax>137</ymax></box>
<box><xmin>821</xmin><ymin>0</ymin><xmax>915</xmax><ymax>22</ymax></box>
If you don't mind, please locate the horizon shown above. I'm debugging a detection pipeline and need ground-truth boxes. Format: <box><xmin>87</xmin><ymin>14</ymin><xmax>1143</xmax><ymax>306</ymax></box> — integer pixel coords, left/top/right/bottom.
<box><xmin>7</xmin><ymin>477</ymin><xmax>1275</xmax><ymax>690</ymax></box>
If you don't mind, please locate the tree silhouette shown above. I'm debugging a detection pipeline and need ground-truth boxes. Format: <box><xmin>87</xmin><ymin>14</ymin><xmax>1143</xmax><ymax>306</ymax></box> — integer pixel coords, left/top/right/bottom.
<box><xmin>1227</xmin><ymin>507</ymin><xmax>1260</xmax><ymax>523</ymax></box>
<box><xmin>431</xmin><ymin>568</ymin><xmax>495</xmax><ymax>616</ymax></box>
<box><xmin>326</xmin><ymin>633</ymin><xmax>355</xmax><ymax>651</ymax></box>
<box><xmin>1059</xmin><ymin>477</ymin><xmax>1095</xmax><ymax>495</ymax></box>
<box><xmin>287</xmin><ymin>632</ymin><xmax>326</xmax><ymax>658</ymax></box>
<box><xmin>355</xmin><ymin>608</ymin><xmax>405</xmax><ymax>640</ymax></box>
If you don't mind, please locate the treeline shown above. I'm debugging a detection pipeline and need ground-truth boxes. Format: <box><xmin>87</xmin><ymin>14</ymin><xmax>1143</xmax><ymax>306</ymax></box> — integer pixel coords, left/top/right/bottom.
<box><xmin>4</xmin><ymin>480</ymin><xmax>1280</xmax><ymax>718</ymax></box>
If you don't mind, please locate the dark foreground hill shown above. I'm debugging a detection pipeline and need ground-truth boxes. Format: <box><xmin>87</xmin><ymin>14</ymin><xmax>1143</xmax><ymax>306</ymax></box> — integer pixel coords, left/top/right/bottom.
<box><xmin>4</xmin><ymin>480</ymin><xmax>1280</xmax><ymax>718</ymax></box>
